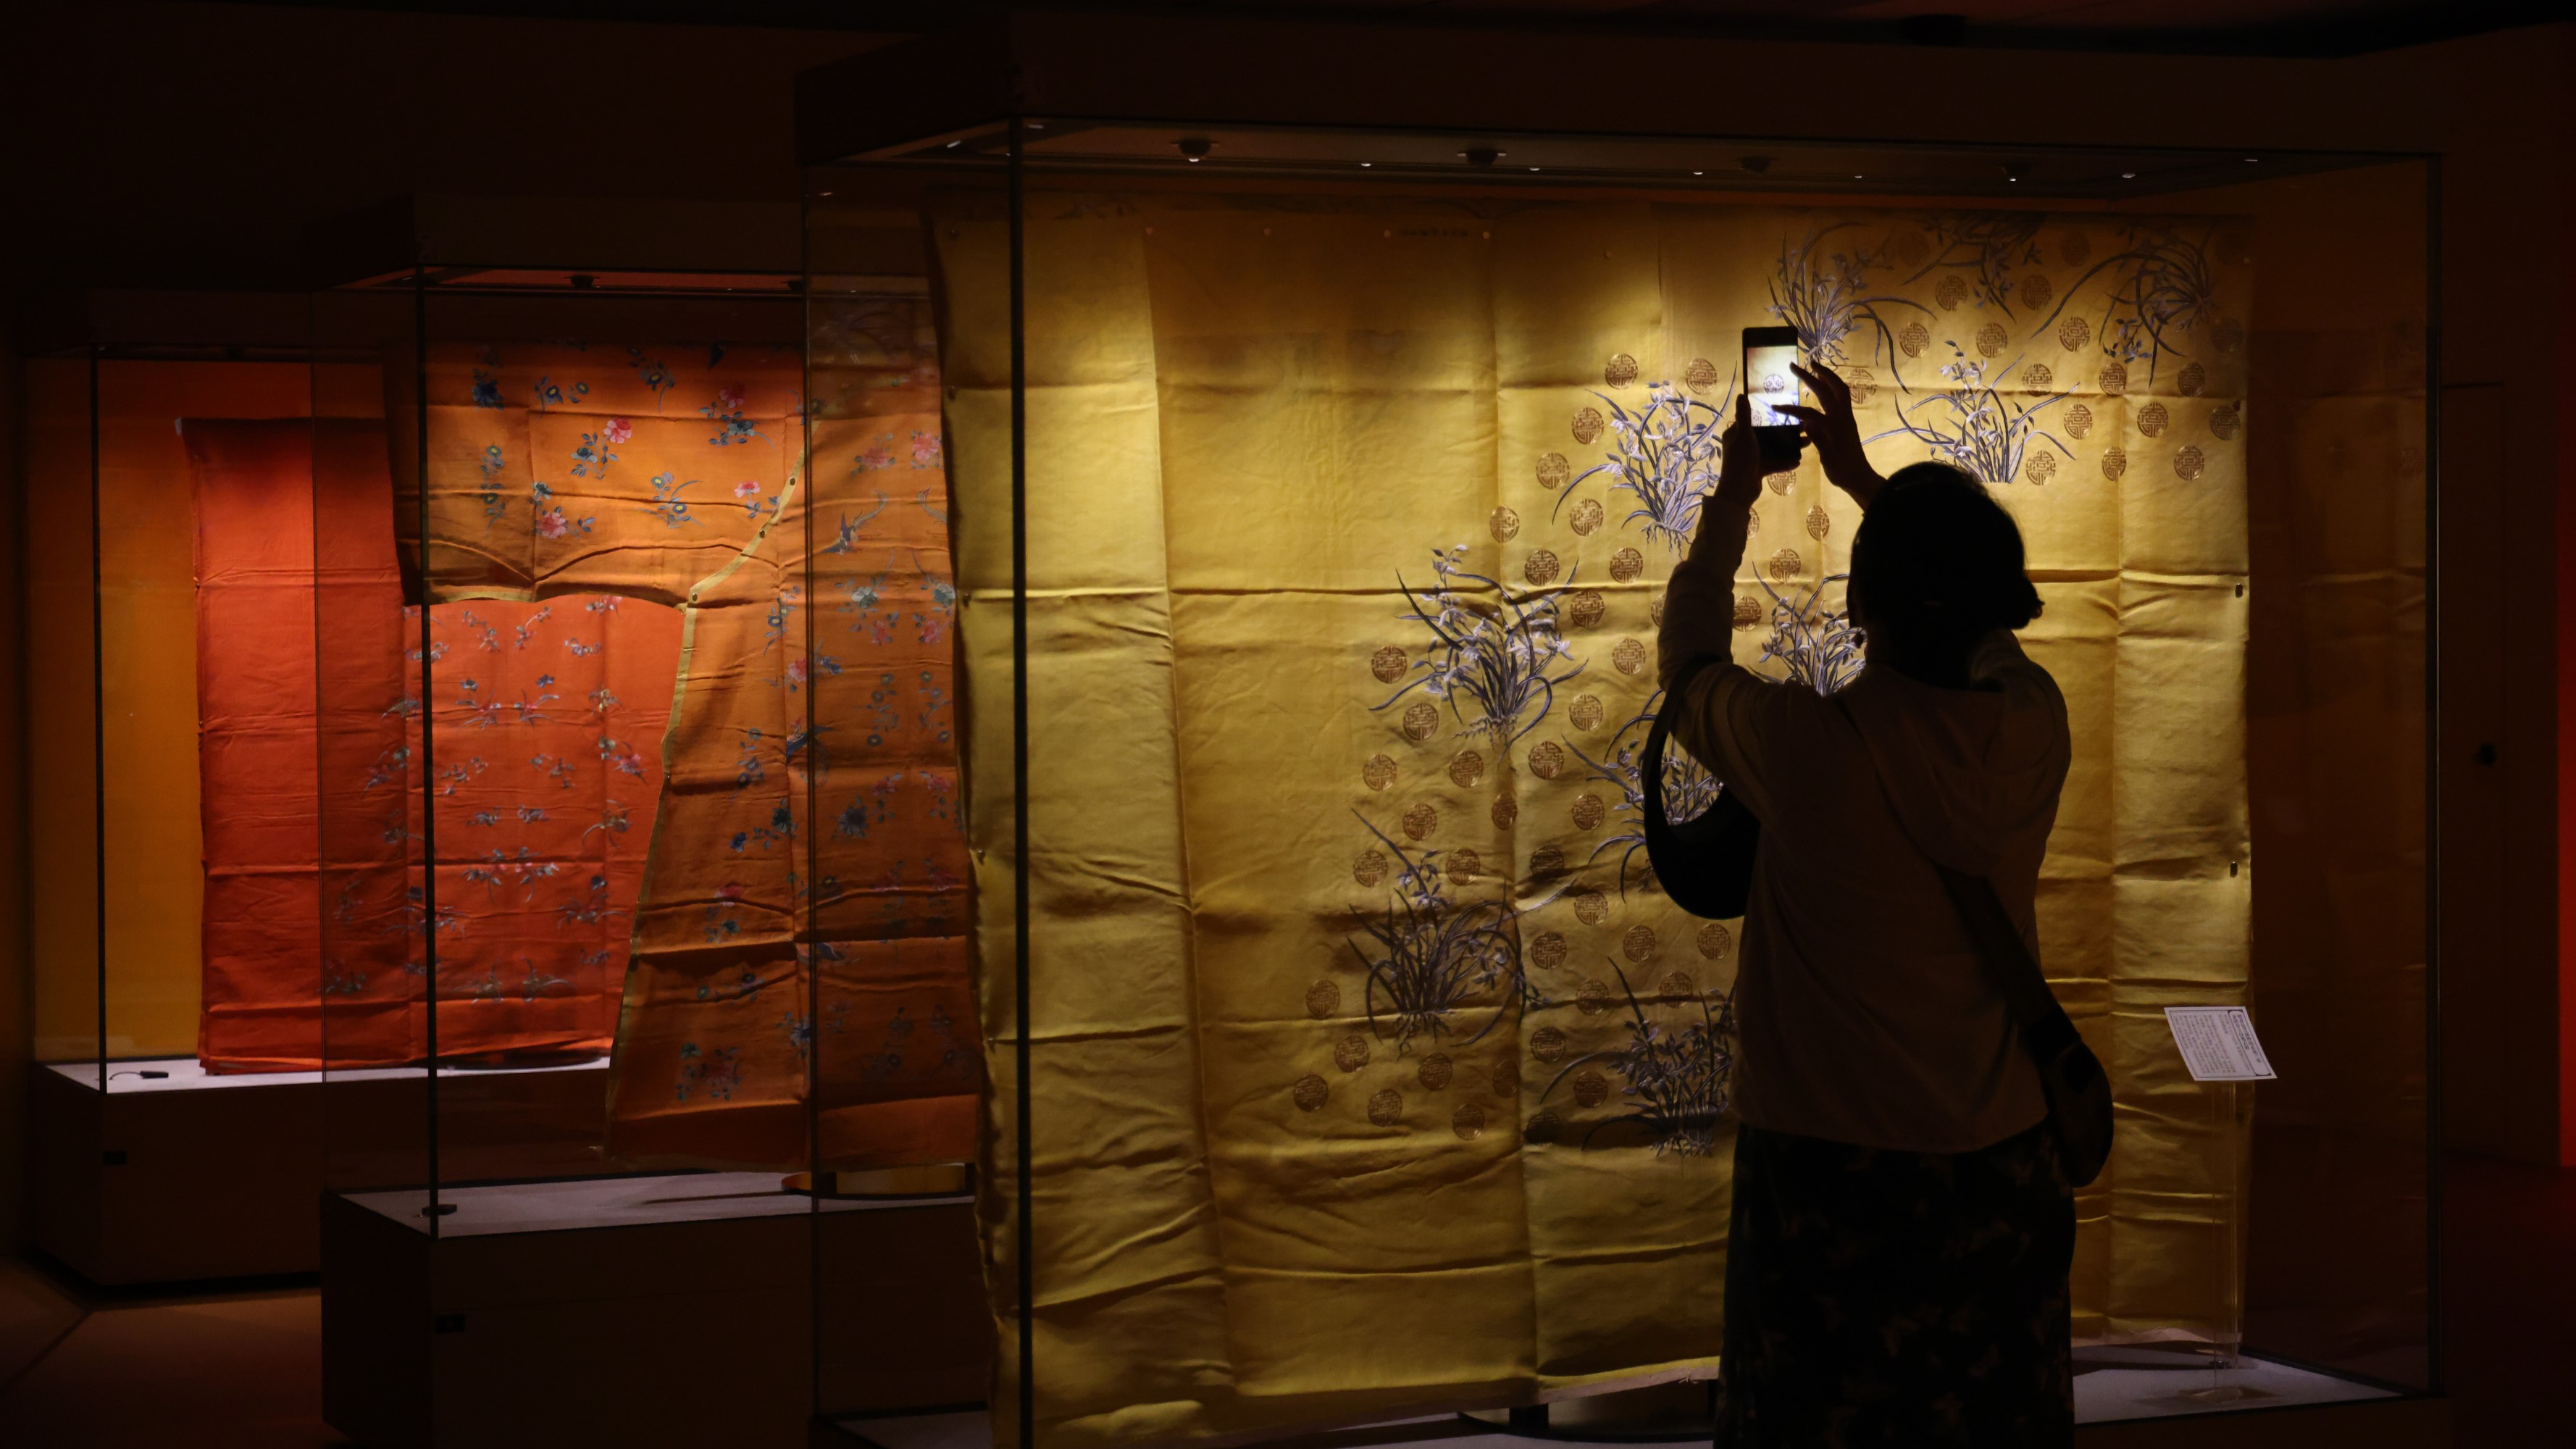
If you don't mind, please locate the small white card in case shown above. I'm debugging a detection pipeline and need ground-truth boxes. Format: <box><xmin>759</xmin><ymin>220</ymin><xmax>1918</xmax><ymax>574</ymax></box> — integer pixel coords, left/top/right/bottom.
<box><xmin>2165</xmin><ymin>1006</ymin><xmax>2278</xmax><ymax>1082</ymax></box>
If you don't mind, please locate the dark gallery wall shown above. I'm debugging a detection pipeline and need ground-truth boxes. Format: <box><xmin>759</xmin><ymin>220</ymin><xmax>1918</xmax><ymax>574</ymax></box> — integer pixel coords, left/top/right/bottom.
<box><xmin>1</xmin><ymin>2</ymin><xmax>2574</xmax><ymax>1258</ymax></box>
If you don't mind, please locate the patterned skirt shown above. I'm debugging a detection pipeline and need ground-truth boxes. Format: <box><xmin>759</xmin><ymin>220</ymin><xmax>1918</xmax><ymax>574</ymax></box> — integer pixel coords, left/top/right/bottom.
<box><xmin>1715</xmin><ymin>1119</ymin><xmax>2075</xmax><ymax>1448</ymax></box>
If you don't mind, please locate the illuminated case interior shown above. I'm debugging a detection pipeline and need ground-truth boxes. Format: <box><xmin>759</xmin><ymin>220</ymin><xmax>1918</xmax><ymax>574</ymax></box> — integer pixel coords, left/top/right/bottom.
<box><xmin>800</xmin><ymin>16</ymin><xmax>2438</xmax><ymax>1447</ymax></box>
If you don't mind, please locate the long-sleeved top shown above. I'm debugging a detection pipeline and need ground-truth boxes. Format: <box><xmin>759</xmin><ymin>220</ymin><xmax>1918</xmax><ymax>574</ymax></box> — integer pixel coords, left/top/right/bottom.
<box><xmin>1657</xmin><ymin>498</ymin><xmax>2066</xmax><ymax>1153</ymax></box>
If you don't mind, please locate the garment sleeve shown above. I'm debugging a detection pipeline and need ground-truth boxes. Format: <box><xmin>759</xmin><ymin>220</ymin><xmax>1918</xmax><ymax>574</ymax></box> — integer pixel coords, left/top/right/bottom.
<box><xmin>1655</xmin><ymin>498</ymin><xmax>1807</xmax><ymax>822</ymax></box>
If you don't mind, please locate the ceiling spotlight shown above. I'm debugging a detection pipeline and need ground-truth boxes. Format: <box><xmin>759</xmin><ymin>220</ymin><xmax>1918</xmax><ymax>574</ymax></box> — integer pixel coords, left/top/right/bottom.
<box><xmin>1529</xmin><ymin>166</ymin><xmax>1542</xmax><ymax>172</ymax></box>
<box><xmin>2004</xmin><ymin>159</ymin><xmax>2028</xmax><ymax>183</ymax></box>
<box><xmin>1463</xmin><ymin>146</ymin><xmax>1503</xmax><ymax>167</ymax></box>
<box><xmin>1176</xmin><ymin>136</ymin><xmax>1212</xmax><ymax>162</ymax></box>
<box><xmin>2244</xmin><ymin>156</ymin><xmax>2261</xmax><ymax>163</ymax></box>
<box><xmin>1360</xmin><ymin>162</ymin><xmax>1373</xmax><ymax>168</ymax></box>
<box><xmin>946</xmin><ymin>140</ymin><xmax>962</xmax><ymax>149</ymax></box>
<box><xmin>1852</xmin><ymin>173</ymin><xmax>1865</xmax><ymax>180</ymax></box>
<box><xmin>2121</xmin><ymin>171</ymin><xmax>2137</xmax><ymax>180</ymax></box>
<box><xmin>1692</xmin><ymin>170</ymin><xmax>1705</xmax><ymax>176</ymax></box>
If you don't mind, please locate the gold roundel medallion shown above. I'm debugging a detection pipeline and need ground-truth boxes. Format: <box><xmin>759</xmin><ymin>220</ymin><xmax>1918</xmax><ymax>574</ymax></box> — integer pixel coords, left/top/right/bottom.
<box><xmin>1571</xmin><ymin>793</ymin><xmax>1605</xmax><ymax>830</ymax></box>
<box><xmin>1334</xmin><ymin>1034</ymin><xmax>1371</xmax><ymax>1072</ymax></box>
<box><xmin>1292</xmin><ymin>1074</ymin><xmax>1329</xmax><ymax>1112</ymax></box>
<box><xmin>1402</xmin><ymin>803</ymin><xmax>1437</xmax><ymax>840</ymax></box>
<box><xmin>1452</xmin><ymin>1102</ymin><xmax>1486</xmax><ymax>1140</ymax></box>
<box><xmin>2021</xmin><ymin>363</ymin><xmax>2054</xmax><ymax>390</ymax></box>
<box><xmin>1975</xmin><ymin>322</ymin><xmax>2008</xmax><ymax>358</ymax></box>
<box><xmin>1368</xmin><ymin>1089</ymin><xmax>1403</xmax><ymax>1127</ymax></box>
<box><xmin>1490</xmin><ymin>506</ymin><xmax>1522</xmax><ymax>542</ymax></box>
<box><xmin>1569</xmin><ymin>694</ymin><xmax>1605</xmax><ymax>730</ymax></box>
<box><xmin>1805</xmin><ymin>505</ymin><xmax>1830</xmax><ymax>540</ymax></box>
<box><xmin>1531</xmin><ymin>1026</ymin><xmax>1568</xmax><ymax>1063</ymax></box>
<box><xmin>1837</xmin><ymin>365</ymin><xmax>1878</xmax><ymax>406</ymax></box>
<box><xmin>1610</xmin><ymin>548</ymin><xmax>1645</xmax><ymax>582</ymax></box>
<box><xmin>2020</xmin><ymin>273</ymin><xmax>2053</xmax><ymax>312</ymax></box>
<box><xmin>1732</xmin><ymin>596</ymin><xmax>1762</xmax><ymax>629</ymax></box>
<box><xmin>1768</xmin><ymin>548</ymin><xmax>1802</xmax><ymax>582</ymax></box>
<box><xmin>1401</xmin><ymin>702</ymin><xmax>1440</xmax><ymax>741</ymax></box>
<box><xmin>1524</xmin><ymin>1108</ymin><xmax>1563</xmax><ymax>1144</ymax></box>
<box><xmin>1622</xmin><ymin>924</ymin><xmax>1657</xmax><ymax>964</ymax></box>
<box><xmin>1697</xmin><ymin>921</ymin><xmax>1732</xmax><ymax>959</ymax></box>
<box><xmin>1571</xmin><ymin>406</ymin><xmax>1605</xmax><ymax>445</ymax></box>
<box><xmin>1536</xmin><ymin>452</ymin><xmax>1571</xmax><ymax>489</ymax></box>
<box><xmin>1658</xmin><ymin>969</ymin><xmax>1697</xmax><ymax>999</ymax></box>
<box><xmin>1446</xmin><ymin>848</ymin><xmax>1481</xmax><ymax>886</ymax></box>
<box><xmin>1489</xmin><ymin>1058</ymin><xmax>1521</xmax><ymax>1098</ymax></box>
<box><xmin>1684</xmin><ymin>357</ymin><xmax>1719</xmax><ymax>393</ymax></box>
<box><xmin>2099</xmin><ymin>362</ymin><xmax>2128</xmax><ymax>396</ymax></box>
<box><xmin>1572</xmin><ymin>888</ymin><xmax>1609</xmax><ymax>925</ymax></box>
<box><xmin>1370</xmin><ymin>645</ymin><xmax>1408</xmax><ymax>682</ymax></box>
<box><xmin>1573</xmin><ymin>1069</ymin><xmax>1610</xmax><ymax>1108</ymax></box>
<box><xmin>1419</xmin><ymin>1053</ymin><xmax>1455</xmax><ymax>1091</ymax></box>
<box><xmin>1306</xmin><ymin>980</ymin><xmax>1342</xmax><ymax>1019</ymax></box>
<box><xmin>1362</xmin><ymin>754</ymin><xmax>1397</xmax><ymax>791</ymax></box>
<box><xmin>2064</xmin><ymin>402</ymin><xmax>2094</xmax><ymax>440</ymax></box>
<box><xmin>1531</xmin><ymin>931</ymin><xmax>1568</xmax><ymax>971</ymax></box>
<box><xmin>1529</xmin><ymin>740</ymin><xmax>1566</xmax><ymax>780</ymax></box>
<box><xmin>2057</xmin><ymin>315</ymin><xmax>2091</xmax><ymax>351</ymax></box>
<box><xmin>1936</xmin><ymin>275</ymin><xmax>1970</xmax><ymax>311</ymax></box>
<box><xmin>1448</xmin><ymin>750</ymin><xmax>1486</xmax><ymax>788</ymax></box>
<box><xmin>2137</xmin><ymin>401</ymin><xmax>2169</xmax><ymax>438</ymax></box>
<box><xmin>2178</xmin><ymin>362</ymin><xmax>2207</xmax><ymax>398</ymax></box>
<box><xmin>1569</xmin><ymin>498</ymin><xmax>1606</xmax><ymax>536</ymax></box>
<box><xmin>1530</xmin><ymin>845</ymin><xmax>1566</xmax><ymax>882</ymax></box>
<box><xmin>1578</xmin><ymin>978</ymin><xmax>1613</xmax><ymax>1014</ymax></box>
<box><xmin>2025</xmin><ymin>451</ymin><xmax>2059</xmax><ymax>485</ymax></box>
<box><xmin>2102</xmin><ymin>446</ymin><xmax>2128</xmax><ymax>482</ymax></box>
<box><xmin>1355</xmin><ymin>848</ymin><xmax>1389</xmax><ymax>887</ymax></box>
<box><xmin>2209</xmin><ymin>405</ymin><xmax>2240</xmax><ymax>440</ymax></box>
<box><xmin>1764</xmin><ymin>468</ymin><xmax>1795</xmax><ymax>496</ymax></box>
<box><xmin>1491</xmin><ymin>795</ymin><xmax>1519</xmax><ymax>830</ymax></box>
<box><xmin>1899</xmin><ymin>322</ymin><xmax>1931</xmax><ymax>358</ymax></box>
<box><xmin>1568</xmin><ymin>590</ymin><xmax>1605</xmax><ymax>627</ymax></box>
<box><xmin>1605</xmin><ymin>353</ymin><xmax>1640</xmax><ymax>388</ymax></box>
<box><xmin>1525</xmin><ymin>549</ymin><xmax>1562</xmax><ymax>586</ymax></box>
<box><xmin>2174</xmin><ymin>444</ymin><xmax>2207</xmax><ymax>481</ymax></box>
<box><xmin>1613</xmin><ymin>638</ymin><xmax>1647</xmax><ymax>675</ymax></box>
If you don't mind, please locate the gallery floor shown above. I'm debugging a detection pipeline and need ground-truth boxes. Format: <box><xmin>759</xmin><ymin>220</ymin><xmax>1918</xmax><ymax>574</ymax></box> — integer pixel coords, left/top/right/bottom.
<box><xmin>1</xmin><ymin>1154</ymin><xmax>2564</xmax><ymax>1448</ymax></box>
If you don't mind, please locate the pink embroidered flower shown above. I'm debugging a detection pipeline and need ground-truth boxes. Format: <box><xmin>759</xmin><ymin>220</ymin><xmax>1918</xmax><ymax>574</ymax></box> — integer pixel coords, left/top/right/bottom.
<box><xmin>603</xmin><ymin>418</ymin><xmax>632</xmax><ymax>443</ymax></box>
<box><xmin>716</xmin><ymin>386</ymin><xmax>745</xmax><ymax>412</ymax></box>
<box><xmin>537</xmin><ymin>507</ymin><xmax>569</xmax><ymax>539</ymax></box>
<box><xmin>735</xmin><ymin>480</ymin><xmax>764</xmax><ymax>498</ymax></box>
<box><xmin>785</xmin><ymin>658</ymin><xmax>810</xmax><ymax>685</ymax></box>
<box><xmin>857</xmin><ymin>445</ymin><xmax>895</xmax><ymax>472</ymax></box>
<box><xmin>910</xmin><ymin>430</ymin><xmax>943</xmax><ymax>467</ymax></box>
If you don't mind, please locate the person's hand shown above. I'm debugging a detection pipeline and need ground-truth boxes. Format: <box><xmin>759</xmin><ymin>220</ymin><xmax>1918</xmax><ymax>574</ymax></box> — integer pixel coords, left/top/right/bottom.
<box><xmin>1782</xmin><ymin>362</ymin><xmax>1885</xmax><ymax>510</ymax></box>
<box><xmin>1712</xmin><ymin>393</ymin><xmax>1763</xmax><ymax>515</ymax></box>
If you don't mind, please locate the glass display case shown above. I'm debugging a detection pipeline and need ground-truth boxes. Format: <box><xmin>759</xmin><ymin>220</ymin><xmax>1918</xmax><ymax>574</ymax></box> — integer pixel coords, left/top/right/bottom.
<box><xmin>20</xmin><ymin>291</ymin><xmax>386</xmax><ymax>1285</ymax></box>
<box><xmin>798</xmin><ymin>17</ymin><xmax>2439</xmax><ymax>1447</ymax></box>
<box><xmin>290</xmin><ymin>200</ymin><xmax>987</xmax><ymax>1449</ymax></box>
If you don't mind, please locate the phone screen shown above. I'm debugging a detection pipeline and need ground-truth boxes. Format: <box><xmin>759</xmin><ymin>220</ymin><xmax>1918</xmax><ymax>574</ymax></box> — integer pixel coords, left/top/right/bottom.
<box><xmin>1747</xmin><ymin>341</ymin><xmax>1800</xmax><ymax>427</ymax></box>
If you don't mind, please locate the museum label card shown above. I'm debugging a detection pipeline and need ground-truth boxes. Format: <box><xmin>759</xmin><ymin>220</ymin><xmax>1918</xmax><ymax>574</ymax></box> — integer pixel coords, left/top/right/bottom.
<box><xmin>2165</xmin><ymin>1006</ymin><xmax>2278</xmax><ymax>1082</ymax></box>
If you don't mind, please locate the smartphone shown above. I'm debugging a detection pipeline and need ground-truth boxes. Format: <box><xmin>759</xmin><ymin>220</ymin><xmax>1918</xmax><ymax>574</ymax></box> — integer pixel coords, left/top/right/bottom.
<box><xmin>1741</xmin><ymin>325</ymin><xmax>1805</xmax><ymax>469</ymax></box>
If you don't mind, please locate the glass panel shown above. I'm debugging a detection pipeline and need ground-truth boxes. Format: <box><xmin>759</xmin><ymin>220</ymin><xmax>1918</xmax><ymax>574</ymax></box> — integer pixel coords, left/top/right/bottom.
<box><xmin>25</xmin><ymin>354</ymin><xmax>101</xmax><ymax>1085</ymax></box>
<box><xmin>806</xmin><ymin>162</ymin><xmax>1007</xmax><ymax>1431</ymax></box>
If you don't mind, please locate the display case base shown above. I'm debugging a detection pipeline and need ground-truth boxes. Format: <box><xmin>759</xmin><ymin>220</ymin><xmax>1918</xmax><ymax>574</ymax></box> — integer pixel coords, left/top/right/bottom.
<box><xmin>323</xmin><ymin>1172</ymin><xmax>987</xmax><ymax>1449</ymax></box>
<box><xmin>27</xmin><ymin>1056</ymin><xmax>609</xmax><ymax>1285</ymax></box>
<box><xmin>819</xmin><ymin>1351</ymin><xmax>2437</xmax><ymax>1449</ymax></box>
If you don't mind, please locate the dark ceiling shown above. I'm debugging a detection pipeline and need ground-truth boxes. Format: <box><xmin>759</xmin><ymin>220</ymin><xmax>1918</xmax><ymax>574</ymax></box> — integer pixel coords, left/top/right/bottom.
<box><xmin>230</xmin><ymin>0</ymin><xmax>2562</xmax><ymax>58</ymax></box>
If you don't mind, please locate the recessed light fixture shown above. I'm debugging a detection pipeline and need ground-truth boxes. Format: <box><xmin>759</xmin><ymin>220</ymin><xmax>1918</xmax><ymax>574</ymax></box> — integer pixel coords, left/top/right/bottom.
<box><xmin>1360</xmin><ymin>162</ymin><xmax>1373</xmax><ymax>168</ymax></box>
<box><xmin>2121</xmin><ymin>171</ymin><xmax>2137</xmax><ymax>180</ymax></box>
<box><xmin>1177</xmin><ymin>136</ymin><xmax>1212</xmax><ymax>163</ymax></box>
<box><xmin>1692</xmin><ymin>170</ymin><xmax>1704</xmax><ymax>176</ymax></box>
<box><xmin>2244</xmin><ymin>156</ymin><xmax>2260</xmax><ymax>163</ymax></box>
<box><xmin>1852</xmin><ymin>174</ymin><xmax>1865</xmax><ymax>180</ymax></box>
<box><xmin>946</xmin><ymin>140</ymin><xmax>962</xmax><ymax>149</ymax></box>
<box><xmin>1529</xmin><ymin>166</ymin><xmax>1542</xmax><ymax>172</ymax></box>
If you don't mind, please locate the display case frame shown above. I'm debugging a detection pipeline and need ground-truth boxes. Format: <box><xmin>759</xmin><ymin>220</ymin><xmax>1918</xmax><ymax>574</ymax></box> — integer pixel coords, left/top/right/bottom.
<box><xmin>800</xmin><ymin>13</ymin><xmax>2448</xmax><ymax>1448</ymax></box>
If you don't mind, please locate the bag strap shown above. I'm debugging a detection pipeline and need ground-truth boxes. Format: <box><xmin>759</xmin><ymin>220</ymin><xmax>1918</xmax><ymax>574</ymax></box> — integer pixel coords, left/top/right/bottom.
<box><xmin>1644</xmin><ymin>655</ymin><xmax>1723</xmax><ymax>824</ymax></box>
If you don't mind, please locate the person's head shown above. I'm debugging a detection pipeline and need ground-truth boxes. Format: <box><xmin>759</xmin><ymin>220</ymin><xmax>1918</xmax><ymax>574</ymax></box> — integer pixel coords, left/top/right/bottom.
<box><xmin>1846</xmin><ymin>462</ymin><xmax>2041</xmax><ymax>688</ymax></box>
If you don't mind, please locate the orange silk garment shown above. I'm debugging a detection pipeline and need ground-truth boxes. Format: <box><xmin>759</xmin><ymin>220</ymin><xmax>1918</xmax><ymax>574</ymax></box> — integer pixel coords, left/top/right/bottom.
<box><xmin>391</xmin><ymin>322</ymin><xmax>974</xmax><ymax>1169</ymax></box>
<box><xmin>190</xmin><ymin>418</ymin><xmax>682</xmax><ymax>1070</ymax></box>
